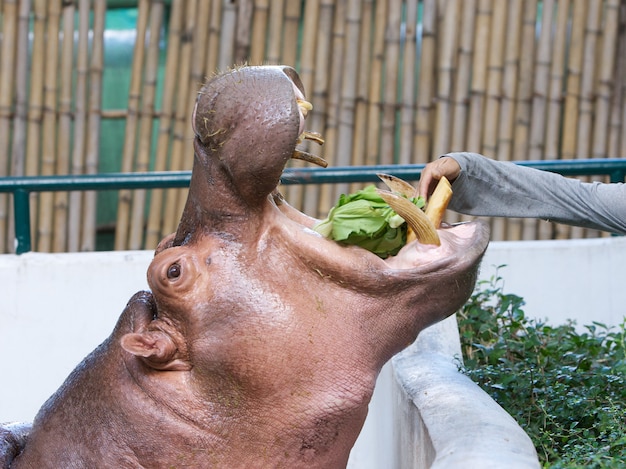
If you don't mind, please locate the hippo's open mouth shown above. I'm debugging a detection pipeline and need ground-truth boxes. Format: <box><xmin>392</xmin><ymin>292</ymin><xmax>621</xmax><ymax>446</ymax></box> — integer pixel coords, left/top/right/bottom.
<box><xmin>276</xmin><ymin>68</ymin><xmax>488</xmax><ymax>272</ymax></box>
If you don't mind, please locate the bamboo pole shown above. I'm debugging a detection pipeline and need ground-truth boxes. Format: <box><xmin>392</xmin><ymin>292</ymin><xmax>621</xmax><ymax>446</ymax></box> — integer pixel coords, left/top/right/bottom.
<box><xmin>24</xmin><ymin>0</ymin><xmax>47</xmax><ymax>171</ymax></box>
<box><xmin>576</xmin><ymin>0</ymin><xmax>602</xmax><ymax>160</ymax></box>
<box><xmin>544</xmin><ymin>0</ymin><xmax>570</xmax><ymax>163</ymax></box>
<box><xmin>190</xmin><ymin>0</ymin><xmax>213</xmax><ymax>120</ymax></box>
<box><xmin>450</xmin><ymin>0</ymin><xmax>476</xmax><ymax>153</ymax></box>
<box><xmin>364</xmin><ymin>0</ymin><xmax>387</xmax><ymax>167</ymax></box>
<box><xmin>326</xmin><ymin>0</ymin><xmax>346</xmax><ymax>203</ymax></box>
<box><xmin>466</xmin><ymin>0</ymin><xmax>491</xmax><ymax>153</ymax></box>
<box><xmin>249</xmin><ymin>0</ymin><xmax>269</xmax><ymax>65</ymax></box>
<box><xmin>68</xmin><ymin>0</ymin><xmax>90</xmax><ymax>252</ymax></box>
<box><xmin>621</xmin><ymin>9</ymin><xmax>626</xmax><ymax>162</ymax></box>
<box><xmin>622</xmin><ymin>6</ymin><xmax>626</xmax><ymax>162</ymax></box>
<box><xmin>303</xmin><ymin>0</ymin><xmax>335</xmax><ymax>216</ymax></box>
<box><xmin>0</xmin><ymin>0</ymin><xmax>18</xmax><ymax>252</ymax></box>
<box><xmin>265</xmin><ymin>0</ymin><xmax>285</xmax><ymax>64</ymax></box>
<box><xmin>527</xmin><ymin>0</ymin><xmax>553</xmax><ymax>161</ymax></box>
<box><xmin>561</xmin><ymin>0</ymin><xmax>586</xmax><ymax>162</ymax></box>
<box><xmin>302</xmin><ymin>0</ymin><xmax>334</xmax><ymax>217</ymax></box>
<box><xmin>162</xmin><ymin>0</ymin><xmax>197</xmax><ymax>236</ymax></box>
<box><xmin>619</xmin><ymin>2</ymin><xmax>626</xmax><ymax>160</ymax></box>
<box><xmin>7</xmin><ymin>0</ymin><xmax>32</xmax><ymax>253</ymax></box>
<box><xmin>298</xmin><ymin>0</ymin><xmax>320</xmax><ymax>103</ymax></box>
<box><xmin>591</xmin><ymin>0</ymin><xmax>619</xmax><ymax>158</ymax></box>
<box><xmin>37</xmin><ymin>0</ymin><xmax>62</xmax><ymax>252</ymax></box>
<box><xmin>608</xmin><ymin>0</ymin><xmax>626</xmax><ymax>159</ymax></box>
<box><xmin>81</xmin><ymin>0</ymin><xmax>105</xmax><ymax>251</ymax></box>
<box><xmin>218</xmin><ymin>0</ymin><xmax>236</xmax><ymax>70</ymax></box>
<box><xmin>348</xmin><ymin>0</ymin><xmax>373</xmax><ymax>191</ymax></box>
<box><xmin>335</xmin><ymin>0</ymin><xmax>362</xmax><ymax>172</ymax></box>
<box><xmin>234</xmin><ymin>0</ymin><xmax>253</xmax><ymax>63</ymax></box>
<box><xmin>481</xmin><ymin>0</ymin><xmax>505</xmax><ymax>158</ymax></box>
<box><xmin>398</xmin><ymin>0</ymin><xmax>418</xmax><ymax>165</ymax></box>
<box><xmin>432</xmin><ymin>0</ymin><xmax>460</xmax><ymax>159</ymax></box>
<box><xmin>349</xmin><ymin>0</ymin><xmax>373</xmax><ymax>177</ymax></box>
<box><xmin>128</xmin><ymin>1</ymin><xmax>164</xmax><ymax>250</ymax></box>
<box><xmin>289</xmin><ymin>0</ymin><xmax>319</xmax><ymax>211</ymax></box>
<box><xmin>52</xmin><ymin>1</ymin><xmax>75</xmax><ymax>252</ymax></box>
<box><xmin>114</xmin><ymin>0</ymin><xmax>150</xmax><ymax>250</ymax></box>
<box><xmin>281</xmin><ymin>0</ymin><xmax>301</xmax><ymax>67</ymax></box>
<box><xmin>413</xmin><ymin>0</ymin><xmax>436</xmax><ymax>160</ymax></box>
<box><xmin>205</xmin><ymin>0</ymin><xmax>223</xmax><ymax>75</ymax></box>
<box><xmin>145</xmin><ymin>0</ymin><xmax>184</xmax><ymax>248</ymax></box>
<box><xmin>378</xmin><ymin>0</ymin><xmax>402</xmax><ymax>167</ymax></box>
<box><xmin>24</xmin><ymin>0</ymin><xmax>48</xmax><ymax>251</ymax></box>
<box><xmin>506</xmin><ymin>0</ymin><xmax>533</xmax><ymax>162</ymax></box>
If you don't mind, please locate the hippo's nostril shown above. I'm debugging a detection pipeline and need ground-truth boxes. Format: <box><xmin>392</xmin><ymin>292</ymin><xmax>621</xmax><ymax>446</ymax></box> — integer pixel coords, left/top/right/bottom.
<box><xmin>167</xmin><ymin>263</ymin><xmax>182</xmax><ymax>281</ymax></box>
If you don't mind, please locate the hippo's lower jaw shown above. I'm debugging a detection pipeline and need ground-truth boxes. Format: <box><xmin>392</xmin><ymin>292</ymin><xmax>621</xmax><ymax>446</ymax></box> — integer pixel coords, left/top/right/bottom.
<box><xmin>275</xmin><ymin>191</ymin><xmax>489</xmax><ymax>276</ymax></box>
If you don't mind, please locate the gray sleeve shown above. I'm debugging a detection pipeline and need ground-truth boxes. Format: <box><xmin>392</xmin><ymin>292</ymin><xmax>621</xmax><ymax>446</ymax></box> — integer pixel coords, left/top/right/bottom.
<box><xmin>443</xmin><ymin>152</ymin><xmax>626</xmax><ymax>235</ymax></box>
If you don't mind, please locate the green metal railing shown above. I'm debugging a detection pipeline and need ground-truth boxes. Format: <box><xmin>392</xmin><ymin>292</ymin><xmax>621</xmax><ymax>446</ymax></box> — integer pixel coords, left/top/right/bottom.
<box><xmin>1</xmin><ymin>158</ymin><xmax>625</xmax><ymax>254</ymax></box>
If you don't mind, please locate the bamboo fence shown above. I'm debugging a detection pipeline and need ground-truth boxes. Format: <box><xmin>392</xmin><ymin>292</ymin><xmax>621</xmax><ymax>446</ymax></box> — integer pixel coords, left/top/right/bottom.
<box><xmin>0</xmin><ymin>0</ymin><xmax>625</xmax><ymax>253</ymax></box>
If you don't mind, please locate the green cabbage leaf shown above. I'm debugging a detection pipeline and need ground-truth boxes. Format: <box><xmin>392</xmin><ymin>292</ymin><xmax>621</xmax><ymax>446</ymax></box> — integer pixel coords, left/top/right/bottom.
<box><xmin>313</xmin><ymin>185</ymin><xmax>425</xmax><ymax>258</ymax></box>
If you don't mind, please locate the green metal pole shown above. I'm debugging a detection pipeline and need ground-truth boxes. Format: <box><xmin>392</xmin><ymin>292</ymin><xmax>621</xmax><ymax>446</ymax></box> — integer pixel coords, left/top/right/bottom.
<box><xmin>13</xmin><ymin>189</ymin><xmax>31</xmax><ymax>254</ymax></box>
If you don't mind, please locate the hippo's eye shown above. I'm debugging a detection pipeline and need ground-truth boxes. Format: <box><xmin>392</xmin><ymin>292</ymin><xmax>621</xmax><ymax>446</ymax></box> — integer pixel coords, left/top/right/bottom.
<box><xmin>167</xmin><ymin>263</ymin><xmax>181</xmax><ymax>280</ymax></box>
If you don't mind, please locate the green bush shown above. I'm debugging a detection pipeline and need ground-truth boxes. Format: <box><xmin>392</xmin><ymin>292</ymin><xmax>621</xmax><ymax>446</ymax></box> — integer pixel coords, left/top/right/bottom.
<box><xmin>458</xmin><ymin>269</ymin><xmax>626</xmax><ymax>468</ymax></box>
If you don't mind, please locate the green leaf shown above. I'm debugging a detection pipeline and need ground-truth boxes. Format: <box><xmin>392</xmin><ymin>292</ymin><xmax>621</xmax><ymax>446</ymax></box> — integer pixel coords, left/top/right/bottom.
<box><xmin>312</xmin><ymin>185</ymin><xmax>425</xmax><ymax>258</ymax></box>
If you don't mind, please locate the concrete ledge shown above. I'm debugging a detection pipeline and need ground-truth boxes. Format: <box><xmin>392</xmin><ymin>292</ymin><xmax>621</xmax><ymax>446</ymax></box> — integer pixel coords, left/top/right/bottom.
<box><xmin>391</xmin><ymin>316</ymin><xmax>540</xmax><ymax>468</ymax></box>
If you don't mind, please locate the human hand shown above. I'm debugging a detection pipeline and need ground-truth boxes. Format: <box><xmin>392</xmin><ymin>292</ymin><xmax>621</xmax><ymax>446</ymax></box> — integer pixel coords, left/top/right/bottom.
<box><xmin>418</xmin><ymin>157</ymin><xmax>461</xmax><ymax>200</ymax></box>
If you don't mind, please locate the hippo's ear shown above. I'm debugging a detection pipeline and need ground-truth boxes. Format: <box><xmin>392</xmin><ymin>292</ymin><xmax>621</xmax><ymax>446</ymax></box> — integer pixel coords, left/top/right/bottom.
<box><xmin>121</xmin><ymin>331</ymin><xmax>191</xmax><ymax>371</ymax></box>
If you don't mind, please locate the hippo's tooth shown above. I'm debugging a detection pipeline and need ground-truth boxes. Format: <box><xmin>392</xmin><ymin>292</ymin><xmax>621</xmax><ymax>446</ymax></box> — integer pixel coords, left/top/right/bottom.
<box><xmin>297</xmin><ymin>98</ymin><xmax>313</xmax><ymax>117</ymax></box>
<box><xmin>376</xmin><ymin>189</ymin><xmax>441</xmax><ymax>246</ymax></box>
<box><xmin>302</xmin><ymin>130</ymin><xmax>324</xmax><ymax>145</ymax></box>
<box><xmin>377</xmin><ymin>173</ymin><xmax>417</xmax><ymax>199</ymax></box>
<box><xmin>296</xmin><ymin>130</ymin><xmax>325</xmax><ymax>146</ymax></box>
<box><xmin>292</xmin><ymin>149</ymin><xmax>328</xmax><ymax>168</ymax></box>
<box><xmin>424</xmin><ymin>176</ymin><xmax>453</xmax><ymax>229</ymax></box>
<box><xmin>377</xmin><ymin>173</ymin><xmax>419</xmax><ymax>243</ymax></box>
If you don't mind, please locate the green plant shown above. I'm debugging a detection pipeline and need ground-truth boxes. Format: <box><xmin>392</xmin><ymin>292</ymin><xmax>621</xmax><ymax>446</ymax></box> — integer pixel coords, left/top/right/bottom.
<box><xmin>458</xmin><ymin>268</ymin><xmax>626</xmax><ymax>468</ymax></box>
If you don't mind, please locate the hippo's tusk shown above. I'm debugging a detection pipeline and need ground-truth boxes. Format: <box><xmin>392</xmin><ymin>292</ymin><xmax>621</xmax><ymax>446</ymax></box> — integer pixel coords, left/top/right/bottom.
<box><xmin>377</xmin><ymin>173</ymin><xmax>417</xmax><ymax>199</ymax></box>
<box><xmin>297</xmin><ymin>98</ymin><xmax>313</xmax><ymax>117</ymax></box>
<box><xmin>376</xmin><ymin>189</ymin><xmax>441</xmax><ymax>246</ymax></box>
<box><xmin>376</xmin><ymin>172</ymin><xmax>451</xmax><ymax>246</ymax></box>
<box><xmin>377</xmin><ymin>174</ymin><xmax>453</xmax><ymax>245</ymax></box>
<box><xmin>302</xmin><ymin>130</ymin><xmax>325</xmax><ymax>145</ymax></box>
<box><xmin>424</xmin><ymin>176</ymin><xmax>453</xmax><ymax>229</ymax></box>
<box><xmin>292</xmin><ymin>149</ymin><xmax>328</xmax><ymax>168</ymax></box>
<box><xmin>296</xmin><ymin>130</ymin><xmax>325</xmax><ymax>147</ymax></box>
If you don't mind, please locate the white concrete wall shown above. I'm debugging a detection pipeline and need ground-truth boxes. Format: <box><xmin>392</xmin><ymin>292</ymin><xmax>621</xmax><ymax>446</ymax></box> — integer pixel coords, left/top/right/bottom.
<box><xmin>1</xmin><ymin>237</ymin><xmax>624</xmax><ymax>459</ymax></box>
<box><xmin>480</xmin><ymin>236</ymin><xmax>626</xmax><ymax>329</ymax></box>
<box><xmin>0</xmin><ymin>250</ymin><xmax>153</xmax><ymax>423</ymax></box>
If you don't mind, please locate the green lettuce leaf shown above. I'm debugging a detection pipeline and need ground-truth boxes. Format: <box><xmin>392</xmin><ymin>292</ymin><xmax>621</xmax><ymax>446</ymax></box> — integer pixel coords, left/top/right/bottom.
<box><xmin>313</xmin><ymin>185</ymin><xmax>425</xmax><ymax>258</ymax></box>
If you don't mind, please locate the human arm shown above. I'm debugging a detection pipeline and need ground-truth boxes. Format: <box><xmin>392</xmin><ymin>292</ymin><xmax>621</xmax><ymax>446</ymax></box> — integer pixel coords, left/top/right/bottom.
<box><xmin>418</xmin><ymin>152</ymin><xmax>626</xmax><ymax>235</ymax></box>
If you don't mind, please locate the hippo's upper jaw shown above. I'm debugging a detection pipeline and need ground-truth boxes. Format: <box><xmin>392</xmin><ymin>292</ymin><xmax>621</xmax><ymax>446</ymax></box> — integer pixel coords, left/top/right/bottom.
<box><xmin>173</xmin><ymin>65</ymin><xmax>327</xmax><ymax>247</ymax></box>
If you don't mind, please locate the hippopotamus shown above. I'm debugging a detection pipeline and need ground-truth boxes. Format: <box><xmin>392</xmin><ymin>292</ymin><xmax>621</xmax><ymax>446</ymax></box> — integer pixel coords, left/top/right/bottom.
<box><xmin>2</xmin><ymin>65</ymin><xmax>489</xmax><ymax>468</ymax></box>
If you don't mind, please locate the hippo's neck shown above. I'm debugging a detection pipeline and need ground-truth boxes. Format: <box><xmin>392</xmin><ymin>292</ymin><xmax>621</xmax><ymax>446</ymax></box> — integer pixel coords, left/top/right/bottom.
<box><xmin>174</xmin><ymin>141</ymin><xmax>269</xmax><ymax>246</ymax></box>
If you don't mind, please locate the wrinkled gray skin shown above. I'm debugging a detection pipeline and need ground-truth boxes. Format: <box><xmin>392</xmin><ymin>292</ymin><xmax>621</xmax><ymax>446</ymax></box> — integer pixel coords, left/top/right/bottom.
<box><xmin>4</xmin><ymin>66</ymin><xmax>489</xmax><ymax>468</ymax></box>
